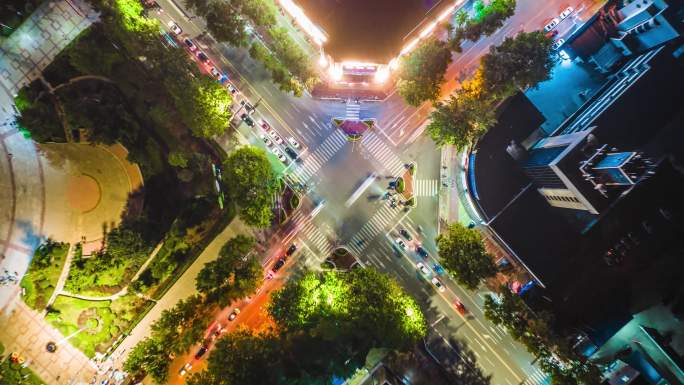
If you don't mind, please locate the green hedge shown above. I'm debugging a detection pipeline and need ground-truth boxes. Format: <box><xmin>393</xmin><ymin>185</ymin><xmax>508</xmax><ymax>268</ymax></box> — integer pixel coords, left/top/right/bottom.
<box><xmin>395</xmin><ymin>177</ymin><xmax>405</xmax><ymax>194</ymax></box>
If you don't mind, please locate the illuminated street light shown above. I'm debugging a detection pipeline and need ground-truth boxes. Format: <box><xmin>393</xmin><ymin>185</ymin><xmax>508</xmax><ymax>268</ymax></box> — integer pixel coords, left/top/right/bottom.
<box><xmin>319</xmin><ymin>51</ymin><xmax>328</xmax><ymax>68</ymax></box>
<box><xmin>419</xmin><ymin>22</ymin><xmax>437</xmax><ymax>39</ymax></box>
<box><xmin>278</xmin><ymin>0</ymin><xmax>327</xmax><ymax>46</ymax></box>
<box><xmin>329</xmin><ymin>63</ymin><xmax>343</xmax><ymax>81</ymax></box>
<box><xmin>374</xmin><ymin>66</ymin><xmax>390</xmax><ymax>84</ymax></box>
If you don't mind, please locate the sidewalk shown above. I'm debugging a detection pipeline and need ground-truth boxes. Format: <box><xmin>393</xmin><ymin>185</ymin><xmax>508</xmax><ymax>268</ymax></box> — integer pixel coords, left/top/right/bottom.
<box><xmin>0</xmin><ymin>300</ymin><xmax>96</xmax><ymax>385</ymax></box>
<box><xmin>438</xmin><ymin>145</ymin><xmax>471</xmax><ymax>231</ymax></box>
<box><xmin>104</xmin><ymin>219</ymin><xmax>253</xmax><ymax>374</ymax></box>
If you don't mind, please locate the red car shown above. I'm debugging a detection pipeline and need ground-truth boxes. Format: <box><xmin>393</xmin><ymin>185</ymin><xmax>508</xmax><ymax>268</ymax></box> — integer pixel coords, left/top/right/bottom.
<box><xmin>454</xmin><ymin>299</ymin><xmax>467</xmax><ymax>316</ymax></box>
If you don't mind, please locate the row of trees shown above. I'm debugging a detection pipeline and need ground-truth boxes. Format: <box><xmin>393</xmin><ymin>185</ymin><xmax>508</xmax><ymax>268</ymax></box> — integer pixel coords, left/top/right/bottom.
<box><xmin>484</xmin><ymin>289</ymin><xmax>603</xmax><ymax>385</ymax></box>
<box><xmin>449</xmin><ymin>0</ymin><xmax>517</xmax><ymax>52</ymax></box>
<box><xmin>396</xmin><ymin>0</ymin><xmax>517</xmax><ymax>107</ymax></box>
<box><xmin>184</xmin><ymin>0</ymin><xmax>315</xmax><ymax>96</ymax></box>
<box><xmin>437</xmin><ymin>224</ymin><xmax>602</xmax><ymax>384</ymax></box>
<box><xmin>124</xmin><ymin>235</ymin><xmax>262</xmax><ymax>384</ymax></box>
<box><xmin>103</xmin><ymin>0</ymin><xmax>232</xmax><ymax>139</ymax></box>
<box><xmin>426</xmin><ymin>31</ymin><xmax>554</xmax><ymax>149</ymax></box>
<box><xmin>187</xmin><ymin>268</ymin><xmax>427</xmax><ymax>385</ymax></box>
<box><xmin>396</xmin><ymin>0</ymin><xmax>556</xmax><ymax>148</ymax></box>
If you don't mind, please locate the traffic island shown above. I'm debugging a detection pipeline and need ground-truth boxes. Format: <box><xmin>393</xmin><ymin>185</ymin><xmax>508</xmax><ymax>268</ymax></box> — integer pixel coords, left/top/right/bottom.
<box><xmin>395</xmin><ymin>162</ymin><xmax>416</xmax><ymax>209</ymax></box>
<box><xmin>333</xmin><ymin>118</ymin><xmax>375</xmax><ymax>141</ymax></box>
<box><xmin>326</xmin><ymin>246</ymin><xmax>360</xmax><ymax>270</ymax></box>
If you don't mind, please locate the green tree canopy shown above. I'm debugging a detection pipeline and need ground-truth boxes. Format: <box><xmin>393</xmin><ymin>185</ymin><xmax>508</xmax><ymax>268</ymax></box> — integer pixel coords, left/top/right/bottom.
<box><xmin>15</xmin><ymin>92</ymin><xmax>65</xmax><ymax>143</ymax></box>
<box><xmin>169</xmin><ymin>75</ymin><xmax>232</xmax><ymax>138</ymax></box>
<box><xmin>449</xmin><ymin>0</ymin><xmax>517</xmax><ymax>51</ymax></box>
<box><xmin>191</xmin><ymin>269</ymin><xmax>426</xmax><ymax>385</ymax></box>
<box><xmin>123</xmin><ymin>336</ymin><xmax>171</xmax><ymax>384</ymax></box>
<box><xmin>125</xmin><ymin>295</ymin><xmax>213</xmax><ymax>383</ymax></box>
<box><xmin>484</xmin><ymin>287</ymin><xmax>602</xmax><ymax>385</ymax></box>
<box><xmin>195</xmin><ymin>235</ymin><xmax>261</xmax><ymax>305</ymax></box>
<box><xmin>270</xmin><ymin>269</ymin><xmax>427</xmax><ymax>351</ymax></box>
<box><xmin>396</xmin><ymin>39</ymin><xmax>453</xmax><ymax>107</ymax></box>
<box><xmin>480</xmin><ymin>31</ymin><xmax>554</xmax><ymax>96</ymax></box>
<box><xmin>222</xmin><ymin>146</ymin><xmax>277</xmax><ymax>227</ymax></box>
<box><xmin>426</xmin><ymin>72</ymin><xmax>497</xmax><ymax>148</ymax></box>
<box><xmin>187</xmin><ymin>329</ymin><xmax>282</xmax><ymax>385</ymax></box>
<box><xmin>205</xmin><ymin>1</ymin><xmax>249</xmax><ymax>47</ymax></box>
<box><xmin>235</xmin><ymin>0</ymin><xmax>277</xmax><ymax>27</ymax></box>
<box><xmin>436</xmin><ymin>223</ymin><xmax>497</xmax><ymax>290</ymax></box>
<box><xmin>152</xmin><ymin>295</ymin><xmax>214</xmax><ymax>354</ymax></box>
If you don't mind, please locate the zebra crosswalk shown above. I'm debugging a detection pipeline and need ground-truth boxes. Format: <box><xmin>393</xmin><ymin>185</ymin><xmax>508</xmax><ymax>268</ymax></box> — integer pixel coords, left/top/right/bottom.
<box><xmin>345</xmin><ymin>102</ymin><xmax>361</xmax><ymax>120</ymax></box>
<box><xmin>361</xmin><ymin>131</ymin><xmax>406</xmax><ymax>176</ymax></box>
<box><xmin>290</xmin><ymin>130</ymin><xmax>347</xmax><ymax>183</ymax></box>
<box><xmin>289</xmin><ymin>211</ymin><xmax>333</xmax><ymax>259</ymax></box>
<box><xmin>521</xmin><ymin>369</ymin><xmax>548</xmax><ymax>385</ymax></box>
<box><xmin>347</xmin><ymin>202</ymin><xmax>404</xmax><ymax>255</ymax></box>
<box><xmin>414</xmin><ymin>179</ymin><xmax>439</xmax><ymax>197</ymax></box>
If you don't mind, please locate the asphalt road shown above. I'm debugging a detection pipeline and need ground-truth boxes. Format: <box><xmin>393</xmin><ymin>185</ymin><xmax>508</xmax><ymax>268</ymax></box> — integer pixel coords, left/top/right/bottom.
<box><xmin>147</xmin><ymin>1</ymin><xmax>592</xmax><ymax>384</ymax></box>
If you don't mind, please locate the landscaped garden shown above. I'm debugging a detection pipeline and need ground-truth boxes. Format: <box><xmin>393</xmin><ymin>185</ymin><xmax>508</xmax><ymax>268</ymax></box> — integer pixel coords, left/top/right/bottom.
<box><xmin>0</xmin><ymin>358</ymin><xmax>47</xmax><ymax>385</ymax></box>
<box><xmin>20</xmin><ymin>240</ymin><xmax>69</xmax><ymax>310</ymax></box>
<box><xmin>45</xmin><ymin>294</ymin><xmax>150</xmax><ymax>358</ymax></box>
<box><xmin>15</xmin><ymin>0</ymin><xmax>237</xmax><ymax>359</ymax></box>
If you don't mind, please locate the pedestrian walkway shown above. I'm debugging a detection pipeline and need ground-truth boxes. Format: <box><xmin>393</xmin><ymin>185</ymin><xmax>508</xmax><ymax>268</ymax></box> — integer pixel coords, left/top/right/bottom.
<box><xmin>347</xmin><ymin>201</ymin><xmax>404</xmax><ymax>256</ymax></box>
<box><xmin>521</xmin><ymin>368</ymin><xmax>548</xmax><ymax>385</ymax></box>
<box><xmin>0</xmin><ymin>0</ymin><xmax>96</xmax><ymax>105</ymax></box>
<box><xmin>361</xmin><ymin>131</ymin><xmax>406</xmax><ymax>177</ymax></box>
<box><xmin>289</xmin><ymin>211</ymin><xmax>333</xmax><ymax>259</ymax></box>
<box><xmin>414</xmin><ymin>179</ymin><xmax>439</xmax><ymax>197</ymax></box>
<box><xmin>290</xmin><ymin>129</ymin><xmax>346</xmax><ymax>183</ymax></box>
<box><xmin>345</xmin><ymin>102</ymin><xmax>361</xmax><ymax>120</ymax></box>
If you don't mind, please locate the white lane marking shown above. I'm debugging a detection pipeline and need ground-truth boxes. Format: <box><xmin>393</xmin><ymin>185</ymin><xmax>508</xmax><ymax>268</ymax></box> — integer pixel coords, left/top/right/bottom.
<box><xmin>430</xmin><ymin>314</ymin><xmax>445</xmax><ymax>327</ymax></box>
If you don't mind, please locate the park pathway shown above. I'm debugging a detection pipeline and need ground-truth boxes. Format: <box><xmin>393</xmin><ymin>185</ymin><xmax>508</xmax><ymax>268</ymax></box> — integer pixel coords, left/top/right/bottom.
<box><xmin>0</xmin><ymin>1</ymin><xmax>100</xmax><ymax>384</ymax></box>
<box><xmin>97</xmin><ymin>218</ymin><xmax>253</xmax><ymax>380</ymax></box>
<box><xmin>43</xmin><ymin>243</ymin><xmax>77</xmax><ymax>311</ymax></box>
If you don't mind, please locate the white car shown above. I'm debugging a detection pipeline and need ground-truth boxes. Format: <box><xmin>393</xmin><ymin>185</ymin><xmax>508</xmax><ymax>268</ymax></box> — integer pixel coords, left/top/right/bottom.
<box><xmin>179</xmin><ymin>362</ymin><xmax>192</xmax><ymax>376</ymax></box>
<box><xmin>288</xmin><ymin>137</ymin><xmax>301</xmax><ymax>149</ymax></box>
<box><xmin>416</xmin><ymin>262</ymin><xmax>430</xmax><ymax>277</ymax></box>
<box><xmin>227</xmin><ymin>82</ymin><xmax>239</xmax><ymax>94</ymax></box>
<box><xmin>272</xmin><ymin>148</ymin><xmax>287</xmax><ymax>163</ymax></box>
<box><xmin>395</xmin><ymin>238</ymin><xmax>407</xmax><ymax>250</ymax></box>
<box><xmin>228</xmin><ymin>308</ymin><xmax>240</xmax><ymax>321</ymax></box>
<box><xmin>559</xmin><ymin>6</ymin><xmax>574</xmax><ymax>20</ymax></box>
<box><xmin>210</xmin><ymin>67</ymin><xmax>221</xmax><ymax>78</ymax></box>
<box><xmin>558</xmin><ymin>49</ymin><xmax>570</xmax><ymax>60</ymax></box>
<box><xmin>260</xmin><ymin>134</ymin><xmax>273</xmax><ymax>147</ymax></box>
<box><xmin>552</xmin><ymin>38</ymin><xmax>566</xmax><ymax>50</ymax></box>
<box><xmin>543</xmin><ymin>17</ymin><xmax>560</xmax><ymax>32</ymax></box>
<box><xmin>431</xmin><ymin>277</ymin><xmax>446</xmax><ymax>292</ymax></box>
<box><xmin>167</xmin><ymin>20</ymin><xmax>182</xmax><ymax>35</ymax></box>
<box><xmin>269</xmin><ymin>129</ymin><xmax>284</xmax><ymax>145</ymax></box>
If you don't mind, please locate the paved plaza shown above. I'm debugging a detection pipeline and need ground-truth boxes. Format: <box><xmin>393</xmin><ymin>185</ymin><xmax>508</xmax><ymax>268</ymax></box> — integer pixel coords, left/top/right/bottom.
<box><xmin>0</xmin><ymin>2</ymin><xmax>107</xmax><ymax>384</ymax></box>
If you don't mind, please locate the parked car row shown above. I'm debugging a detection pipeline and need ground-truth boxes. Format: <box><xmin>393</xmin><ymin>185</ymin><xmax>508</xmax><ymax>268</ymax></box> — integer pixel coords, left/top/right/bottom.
<box><xmin>543</xmin><ymin>6</ymin><xmax>574</xmax><ymax>32</ymax></box>
<box><xmin>166</xmin><ymin>19</ymin><xmax>242</xmax><ymax>96</ymax></box>
<box><xmin>257</xmin><ymin>119</ymin><xmax>302</xmax><ymax>165</ymax></box>
<box><xmin>543</xmin><ymin>6</ymin><xmax>574</xmax><ymax>52</ymax></box>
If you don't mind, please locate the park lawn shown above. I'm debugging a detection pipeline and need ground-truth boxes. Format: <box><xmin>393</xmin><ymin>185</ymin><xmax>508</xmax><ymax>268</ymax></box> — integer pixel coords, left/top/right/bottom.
<box><xmin>20</xmin><ymin>242</ymin><xmax>69</xmax><ymax>311</ymax></box>
<box><xmin>45</xmin><ymin>294</ymin><xmax>151</xmax><ymax>358</ymax></box>
<box><xmin>64</xmin><ymin>251</ymin><xmax>148</xmax><ymax>297</ymax></box>
<box><xmin>0</xmin><ymin>359</ymin><xmax>48</xmax><ymax>385</ymax></box>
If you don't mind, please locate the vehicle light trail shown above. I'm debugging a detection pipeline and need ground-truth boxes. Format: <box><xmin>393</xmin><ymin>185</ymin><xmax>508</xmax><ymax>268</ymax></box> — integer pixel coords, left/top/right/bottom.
<box><xmin>345</xmin><ymin>173</ymin><xmax>377</xmax><ymax>208</ymax></box>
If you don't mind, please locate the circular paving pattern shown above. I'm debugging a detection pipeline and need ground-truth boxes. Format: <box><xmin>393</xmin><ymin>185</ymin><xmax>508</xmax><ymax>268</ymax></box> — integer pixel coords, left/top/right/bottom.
<box><xmin>66</xmin><ymin>174</ymin><xmax>101</xmax><ymax>213</ymax></box>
